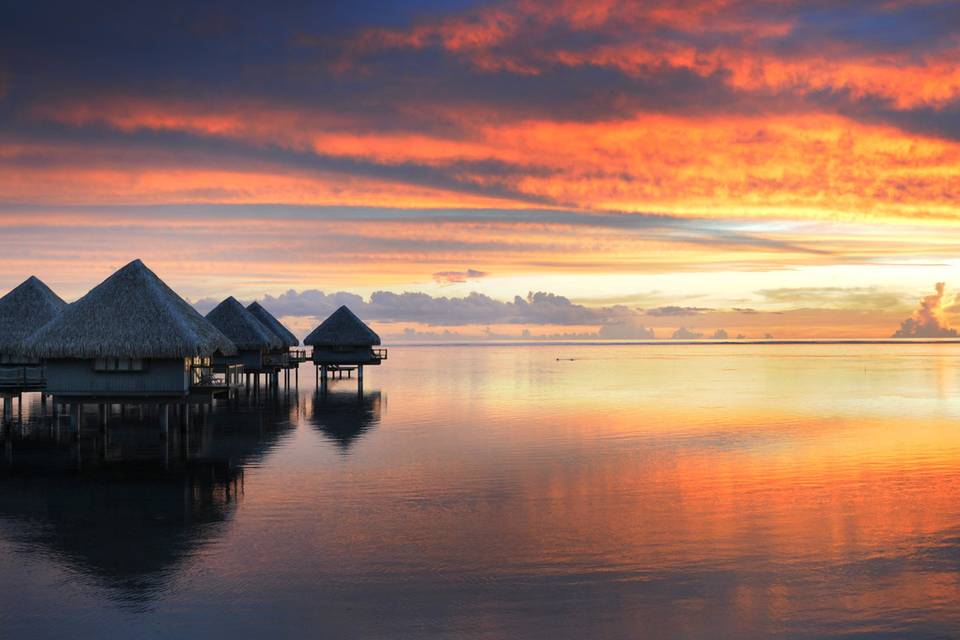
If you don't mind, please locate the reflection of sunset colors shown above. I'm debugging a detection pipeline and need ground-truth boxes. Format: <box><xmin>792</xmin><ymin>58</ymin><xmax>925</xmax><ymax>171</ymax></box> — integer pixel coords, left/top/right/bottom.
<box><xmin>4</xmin><ymin>1</ymin><xmax>960</xmax><ymax>337</ymax></box>
<box><xmin>3</xmin><ymin>345</ymin><xmax>960</xmax><ymax>636</ymax></box>
<box><xmin>228</xmin><ymin>346</ymin><xmax>960</xmax><ymax>636</ymax></box>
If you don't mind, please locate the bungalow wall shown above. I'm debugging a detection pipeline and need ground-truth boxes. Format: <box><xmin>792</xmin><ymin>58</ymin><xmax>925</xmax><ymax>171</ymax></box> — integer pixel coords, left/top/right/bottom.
<box><xmin>214</xmin><ymin>349</ymin><xmax>264</xmax><ymax>372</ymax></box>
<box><xmin>45</xmin><ymin>358</ymin><xmax>191</xmax><ymax>397</ymax></box>
<box><xmin>311</xmin><ymin>346</ymin><xmax>380</xmax><ymax>365</ymax></box>
<box><xmin>0</xmin><ymin>352</ymin><xmax>41</xmax><ymax>365</ymax></box>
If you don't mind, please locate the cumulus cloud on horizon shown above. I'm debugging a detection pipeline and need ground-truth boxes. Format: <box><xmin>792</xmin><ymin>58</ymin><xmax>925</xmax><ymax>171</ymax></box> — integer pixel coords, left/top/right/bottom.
<box><xmin>892</xmin><ymin>282</ymin><xmax>959</xmax><ymax>338</ymax></box>
<box><xmin>192</xmin><ymin>288</ymin><xmax>677</xmax><ymax>340</ymax></box>
<box><xmin>190</xmin><ymin>284</ymin><xmax>916</xmax><ymax>341</ymax></box>
<box><xmin>194</xmin><ymin>289</ymin><xmax>637</xmax><ymax>328</ymax></box>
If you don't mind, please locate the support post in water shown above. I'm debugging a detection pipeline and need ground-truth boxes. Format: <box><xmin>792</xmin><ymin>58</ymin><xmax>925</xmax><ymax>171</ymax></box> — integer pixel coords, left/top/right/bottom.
<box><xmin>72</xmin><ymin>403</ymin><xmax>82</xmax><ymax>435</ymax></box>
<box><xmin>159</xmin><ymin>403</ymin><xmax>169</xmax><ymax>438</ymax></box>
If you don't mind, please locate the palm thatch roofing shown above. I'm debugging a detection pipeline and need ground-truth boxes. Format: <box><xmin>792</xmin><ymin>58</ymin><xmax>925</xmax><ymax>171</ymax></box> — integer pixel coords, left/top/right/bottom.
<box><xmin>205</xmin><ymin>297</ymin><xmax>283</xmax><ymax>352</ymax></box>
<box><xmin>304</xmin><ymin>305</ymin><xmax>380</xmax><ymax>347</ymax></box>
<box><xmin>0</xmin><ymin>276</ymin><xmax>67</xmax><ymax>356</ymax></box>
<box><xmin>246</xmin><ymin>301</ymin><xmax>299</xmax><ymax>348</ymax></box>
<box><xmin>23</xmin><ymin>259</ymin><xmax>237</xmax><ymax>359</ymax></box>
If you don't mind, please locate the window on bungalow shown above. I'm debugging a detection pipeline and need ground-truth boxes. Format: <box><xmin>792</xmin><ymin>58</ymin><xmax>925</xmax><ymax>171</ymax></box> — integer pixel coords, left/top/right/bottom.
<box><xmin>94</xmin><ymin>358</ymin><xmax>144</xmax><ymax>372</ymax></box>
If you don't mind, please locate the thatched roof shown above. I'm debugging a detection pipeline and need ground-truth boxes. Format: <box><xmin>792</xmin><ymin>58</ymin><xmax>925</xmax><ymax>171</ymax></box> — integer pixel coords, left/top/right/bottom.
<box><xmin>304</xmin><ymin>305</ymin><xmax>380</xmax><ymax>346</ymax></box>
<box><xmin>246</xmin><ymin>301</ymin><xmax>299</xmax><ymax>347</ymax></box>
<box><xmin>23</xmin><ymin>259</ymin><xmax>237</xmax><ymax>359</ymax></box>
<box><xmin>0</xmin><ymin>276</ymin><xmax>67</xmax><ymax>356</ymax></box>
<box><xmin>205</xmin><ymin>297</ymin><xmax>283</xmax><ymax>351</ymax></box>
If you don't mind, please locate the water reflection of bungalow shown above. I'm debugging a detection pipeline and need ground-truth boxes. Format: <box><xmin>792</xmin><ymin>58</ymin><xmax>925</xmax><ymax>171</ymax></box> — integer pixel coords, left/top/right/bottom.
<box><xmin>22</xmin><ymin>260</ymin><xmax>237</xmax><ymax>413</ymax></box>
<box><xmin>0</xmin><ymin>277</ymin><xmax>67</xmax><ymax>413</ymax></box>
<box><xmin>310</xmin><ymin>390</ymin><xmax>383</xmax><ymax>450</ymax></box>
<box><xmin>0</xmin><ymin>398</ymin><xmax>295</xmax><ymax>604</ymax></box>
<box><xmin>0</xmin><ymin>463</ymin><xmax>237</xmax><ymax>604</ymax></box>
<box><xmin>206</xmin><ymin>297</ymin><xmax>283</xmax><ymax>394</ymax></box>
<box><xmin>305</xmin><ymin>306</ymin><xmax>387</xmax><ymax>393</ymax></box>
<box><xmin>246</xmin><ymin>301</ymin><xmax>306</xmax><ymax>387</ymax></box>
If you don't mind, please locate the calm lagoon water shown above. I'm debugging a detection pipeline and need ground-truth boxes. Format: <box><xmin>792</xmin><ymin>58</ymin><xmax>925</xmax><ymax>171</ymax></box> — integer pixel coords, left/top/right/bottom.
<box><xmin>3</xmin><ymin>343</ymin><xmax>960</xmax><ymax>639</ymax></box>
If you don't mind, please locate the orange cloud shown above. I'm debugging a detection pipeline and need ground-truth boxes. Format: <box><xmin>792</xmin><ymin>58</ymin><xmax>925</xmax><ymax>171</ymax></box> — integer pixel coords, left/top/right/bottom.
<box><xmin>18</xmin><ymin>98</ymin><xmax>960</xmax><ymax>223</ymax></box>
<box><xmin>329</xmin><ymin>0</ymin><xmax>960</xmax><ymax>109</ymax></box>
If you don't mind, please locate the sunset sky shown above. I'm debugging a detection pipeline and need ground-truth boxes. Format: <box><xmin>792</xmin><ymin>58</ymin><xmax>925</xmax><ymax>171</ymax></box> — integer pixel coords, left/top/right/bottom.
<box><xmin>3</xmin><ymin>0</ymin><xmax>960</xmax><ymax>339</ymax></box>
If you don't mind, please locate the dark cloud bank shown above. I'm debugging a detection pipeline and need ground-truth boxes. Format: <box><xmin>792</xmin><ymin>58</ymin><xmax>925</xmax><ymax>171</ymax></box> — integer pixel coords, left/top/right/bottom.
<box><xmin>193</xmin><ymin>289</ymin><xmax>748</xmax><ymax>341</ymax></box>
<box><xmin>192</xmin><ymin>282</ymin><xmax>960</xmax><ymax>341</ymax></box>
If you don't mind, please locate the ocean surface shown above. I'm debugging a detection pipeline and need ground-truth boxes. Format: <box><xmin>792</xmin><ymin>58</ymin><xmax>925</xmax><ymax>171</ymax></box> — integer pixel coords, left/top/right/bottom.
<box><xmin>3</xmin><ymin>343</ymin><xmax>960</xmax><ymax>639</ymax></box>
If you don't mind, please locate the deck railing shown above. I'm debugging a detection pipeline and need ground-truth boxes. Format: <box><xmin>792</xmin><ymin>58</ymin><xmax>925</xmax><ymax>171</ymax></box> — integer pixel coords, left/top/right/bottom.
<box><xmin>263</xmin><ymin>352</ymin><xmax>289</xmax><ymax>366</ymax></box>
<box><xmin>0</xmin><ymin>365</ymin><xmax>45</xmax><ymax>388</ymax></box>
<box><xmin>191</xmin><ymin>363</ymin><xmax>242</xmax><ymax>388</ymax></box>
<box><xmin>288</xmin><ymin>348</ymin><xmax>310</xmax><ymax>362</ymax></box>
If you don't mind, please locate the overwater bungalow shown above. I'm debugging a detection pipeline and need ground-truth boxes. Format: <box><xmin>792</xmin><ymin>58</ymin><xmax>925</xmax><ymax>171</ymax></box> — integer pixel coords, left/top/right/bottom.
<box><xmin>205</xmin><ymin>297</ymin><xmax>283</xmax><ymax>391</ymax></box>
<box><xmin>304</xmin><ymin>305</ymin><xmax>386</xmax><ymax>391</ymax></box>
<box><xmin>22</xmin><ymin>260</ymin><xmax>237</xmax><ymax>404</ymax></box>
<box><xmin>247</xmin><ymin>300</ymin><xmax>305</xmax><ymax>388</ymax></box>
<box><xmin>0</xmin><ymin>276</ymin><xmax>67</xmax><ymax>395</ymax></box>
<box><xmin>247</xmin><ymin>301</ymin><xmax>298</xmax><ymax>350</ymax></box>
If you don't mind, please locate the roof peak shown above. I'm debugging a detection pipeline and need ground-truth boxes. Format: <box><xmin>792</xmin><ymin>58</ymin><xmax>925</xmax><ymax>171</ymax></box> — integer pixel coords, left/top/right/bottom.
<box><xmin>22</xmin><ymin>260</ymin><xmax>236</xmax><ymax>359</ymax></box>
<box><xmin>245</xmin><ymin>300</ymin><xmax>299</xmax><ymax>347</ymax></box>
<box><xmin>304</xmin><ymin>305</ymin><xmax>380</xmax><ymax>346</ymax></box>
<box><xmin>0</xmin><ymin>275</ymin><xmax>68</xmax><ymax>355</ymax></box>
<box><xmin>206</xmin><ymin>297</ymin><xmax>284</xmax><ymax>351</ymax></box>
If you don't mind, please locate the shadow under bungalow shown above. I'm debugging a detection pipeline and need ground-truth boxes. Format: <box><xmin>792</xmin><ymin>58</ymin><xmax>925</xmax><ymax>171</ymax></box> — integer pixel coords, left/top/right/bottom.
<box><xmin>0</xmin><ymin>395</ymin><xmax>296</xmax><ymax>605</ymax></box>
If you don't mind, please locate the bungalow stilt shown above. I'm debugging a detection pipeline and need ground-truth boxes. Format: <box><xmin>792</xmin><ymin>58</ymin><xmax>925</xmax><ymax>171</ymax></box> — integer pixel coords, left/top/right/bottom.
<box><xmin>247</xmin><ymin>301</ymin><xmax>303</xmax><ymax>394</ymax></box>
<box><xmin>206</xmin><ymin>297</ymin><xmax>283</xmax><ymax>401</ymax></box>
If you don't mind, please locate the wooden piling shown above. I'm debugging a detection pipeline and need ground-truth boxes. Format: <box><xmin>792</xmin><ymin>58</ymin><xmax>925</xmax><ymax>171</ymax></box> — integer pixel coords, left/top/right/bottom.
<box><xmin>159</xmin><ymin>403</ymin><xmax>169</xmax><ymax>438</ymax></box>
<box><xmin>72</xmin><ymin>403</ymin><xmax>82</xmax><ymax>435</ymax></box>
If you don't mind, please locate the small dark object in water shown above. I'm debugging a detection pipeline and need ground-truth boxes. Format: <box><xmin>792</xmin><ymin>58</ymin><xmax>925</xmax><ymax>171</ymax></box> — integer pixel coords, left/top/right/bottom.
<box><xmin>556</xmin><ymin>357</ymin><xmax>576</xmax><ymax>361</ymax></box>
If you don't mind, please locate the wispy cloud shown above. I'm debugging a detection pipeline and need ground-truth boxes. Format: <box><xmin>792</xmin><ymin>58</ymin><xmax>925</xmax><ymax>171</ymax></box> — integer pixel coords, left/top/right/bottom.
<box><xmin>756</xmin><ymin>287</ymin><xmax>909</xmax><ymax>311</ymax></box>
<box><xmin>4</xmin><ymin>0</ymin><xmax>960</xmax><ymax>329</ymax></box>
<box><xmin>432</xmin><ymin>268</ymin><xmax>489</xmax><ymax>284</ymax></box>
<box><xmin>644</xmin><ymin>306</ymin><xmax>714</xmax><ymax>317</ymax></box>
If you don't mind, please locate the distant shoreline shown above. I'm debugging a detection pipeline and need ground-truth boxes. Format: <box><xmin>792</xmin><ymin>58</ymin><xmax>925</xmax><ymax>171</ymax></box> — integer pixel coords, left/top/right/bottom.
<box><xmin>385</xmin><ymin>339</ymin><xmax>960</xmax><ymax>347</ymax></box>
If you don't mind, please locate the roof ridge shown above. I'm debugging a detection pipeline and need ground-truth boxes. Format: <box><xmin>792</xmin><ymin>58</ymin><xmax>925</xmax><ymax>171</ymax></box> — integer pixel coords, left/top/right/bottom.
<box><xmin>141</xmin><ymin>262</ymin><xmax>200</xmax><ymax>348</ymax></box>
<box><xmin>21</xmin><ymin>259</ymin><xmax>236</xmax><ymax>359</ymax></box>
<box><xmin>206</xmin><ymin>296</ymin><xmax>283</xmax><ymax>350</ymax></box>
